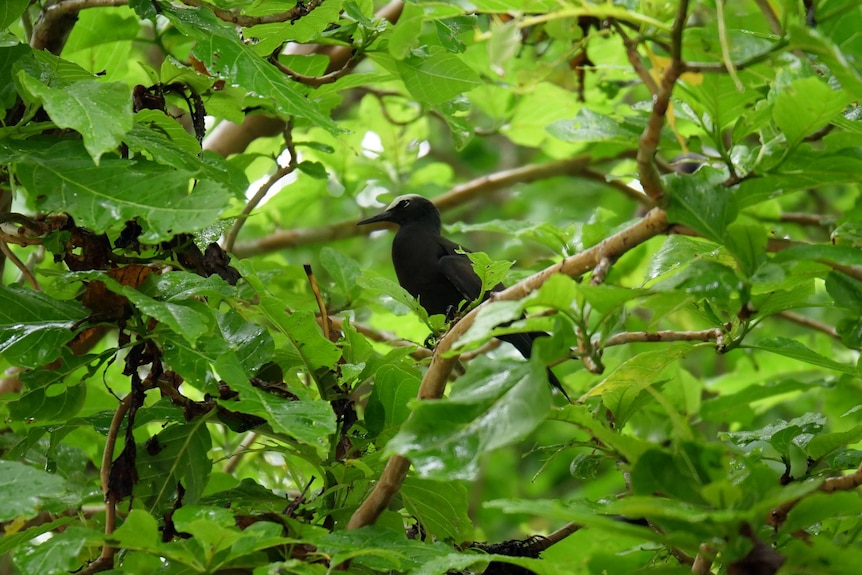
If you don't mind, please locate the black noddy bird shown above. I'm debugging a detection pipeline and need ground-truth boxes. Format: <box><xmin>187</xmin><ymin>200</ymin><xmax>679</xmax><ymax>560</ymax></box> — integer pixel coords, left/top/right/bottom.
<box><xmin>358</xmin><ymin>194</ymin><xmax>570</xmax><ymax>401</ymax></box>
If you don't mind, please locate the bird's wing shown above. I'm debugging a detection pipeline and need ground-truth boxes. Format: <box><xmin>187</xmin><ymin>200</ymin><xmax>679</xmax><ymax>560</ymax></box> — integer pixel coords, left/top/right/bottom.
<box><xmin>438</xmin><ymin>254</ymin><xmax>483</xmax><ymax>302</ymax></box>
<box><xmin>435</xmin><ymin>236</ymin><xmax>483</xmax><ymax>302</ymax></box>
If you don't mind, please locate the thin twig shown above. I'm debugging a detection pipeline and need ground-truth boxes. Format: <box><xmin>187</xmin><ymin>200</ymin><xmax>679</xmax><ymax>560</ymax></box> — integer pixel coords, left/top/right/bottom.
<box><xmin>636</xmin><ymin>0</ymin><xmax>689</xmax><ymax>202</ymax></box>
<box><xmin>581</xmin><ymin>169</ymin><xmax>653</xmax><ymax>206</ymax></box>
<box><xmin>768</xmin><ymin>461</ymin><xmax>862</xmax><ymax>530</ymax></box>
<box><xmin>305</xmin><ymin>265</ymin><xmax>330</xmax><ymax>340</ymax></box>
<box><xmin>777</xmin><ymin>311</ymin><xmax>840</xmax><ymax>340</ymax></box>
<box><xmin>223</xmin><ymin>432</ymin><xmax>259</xmax><ymax>474</ymax></box>
<box><xmin>323</xmin><ymin>316</ymin><xmax>433</xmax><ymax>360</ymax></box>
<box><xmin>223</xmin><ymin>122</ymin><xmax>297</xmax><ymax>253</ymax></box>
<box><xmin>602</xmin><ymin>328</ymin><xmax>723</xmax><ymax>348</ymax></box>
<box><xmin>176</xmin><ymin>0</ymin><xmax>323</xmax><ymax>26</ymax></box>
<box><xmin>612</xmin><ymin>22</ymin><xmax>658</xmax><ymax>95</ymax></box>
<box><xmin>539</xmin><ymin>522</ymin><xmax>582</xmax><ymax>548</ymax></box>
<box><xmin>753</xmin><ymin>0</ymin><xmax>782</xmax><ymax>35</ymax></box>
<box><xmin>270</xmin><ymin>50</ymin><xmax>358</xmax><ymax>88</ymax></box>
<box><xmin>0</xmin><ymin>242</ymin><xmax>39</xmax><ymax>290</ymax></box>
<box><xmin>714</xmin><ymin>0</ymin><xmax>743</xmax><ymax>90</ymax></box>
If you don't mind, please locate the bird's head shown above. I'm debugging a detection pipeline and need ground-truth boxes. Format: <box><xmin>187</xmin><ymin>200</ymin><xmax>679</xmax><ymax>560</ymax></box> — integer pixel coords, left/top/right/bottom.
<box><xmin>357</xmin><ymin>194</ymin><xmax>441</xmax><ymax>230</ymax></box>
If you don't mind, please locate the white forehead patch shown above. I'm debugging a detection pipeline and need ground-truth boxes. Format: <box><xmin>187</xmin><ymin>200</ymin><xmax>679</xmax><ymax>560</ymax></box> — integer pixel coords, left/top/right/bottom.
<box><xmin>385</xmin><ymin>194</ymin><xmax>425</xmax><ymax>210</ymax></box>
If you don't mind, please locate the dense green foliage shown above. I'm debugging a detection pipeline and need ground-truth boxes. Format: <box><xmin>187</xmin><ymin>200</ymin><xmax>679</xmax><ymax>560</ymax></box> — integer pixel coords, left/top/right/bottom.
<box><xmin>1</xmin><ymin>0</ymin><xmax>862</xmax><ymax>573</ymax></box>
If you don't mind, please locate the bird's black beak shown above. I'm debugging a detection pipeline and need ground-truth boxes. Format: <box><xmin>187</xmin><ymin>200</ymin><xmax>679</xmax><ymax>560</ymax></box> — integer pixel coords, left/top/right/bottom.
<box><xmin>357</xmin><ymin>209</ymin><xmax>393</xmax><ymax>226</ymax></box>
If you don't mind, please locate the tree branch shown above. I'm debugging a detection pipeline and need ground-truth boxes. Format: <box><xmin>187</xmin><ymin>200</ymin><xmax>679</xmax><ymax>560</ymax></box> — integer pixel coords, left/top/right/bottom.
<box><xmin>270</xmin><ymin>51</ymin><xmax>358</xmax><ymax>88</ymax></box>
<box><xmin>636</xmin><ymin>0</ymin><xmax>688</xmax><ymax>202</ymax></box>
<box><xmin>223</xmin><ymin>122</ymin><xmax>297</xmax><ymax>253</ymax></box>
<box><xmin>177</xmin><ymin>0</ymin><xmax>324</xmax><ymax>26</ymax></box>
<box><xmin>346</xmin><ymin>208</ymin><xmax>670</xmax><ymax>529</ymax></box>
<box><xmin>232</xmin><ymin>155</ymin><xmax>596</xmax><ymax>258</ymax></box>
<box><xmin>602</xmin><ymin>328</ymin><xmax>724</xmax><ymax>348</ymax></box>
<box><xmin>31</xmin><ymin>0</ymin><xmax>129</xmax><ymax>53</ymax></box>
<box><xmin>203</xmin><ymin>1</ymin><xmax>405</xmax><ymax>158</ymax></box>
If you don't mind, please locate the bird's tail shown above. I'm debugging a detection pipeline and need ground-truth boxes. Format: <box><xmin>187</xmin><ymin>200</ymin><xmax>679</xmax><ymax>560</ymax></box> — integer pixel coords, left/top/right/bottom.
<box><xmin>498</xmin><ymin>332</ymin><xmax>572</xmax><ymax>403</ymax></box>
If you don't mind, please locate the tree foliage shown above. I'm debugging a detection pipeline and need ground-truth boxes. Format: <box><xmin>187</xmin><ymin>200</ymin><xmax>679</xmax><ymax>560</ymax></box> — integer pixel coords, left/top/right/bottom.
<box><xmin>1</xmin><ymin>0</ymin><xmax>862</xmax><ymax>574</ymax></box>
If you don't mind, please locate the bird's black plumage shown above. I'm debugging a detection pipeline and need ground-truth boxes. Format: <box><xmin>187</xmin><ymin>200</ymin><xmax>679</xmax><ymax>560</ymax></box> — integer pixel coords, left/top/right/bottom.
<box><xmin>358</xmin><ymin>194</ymin><xmax>569</xmax><ymax>401</ymax></box>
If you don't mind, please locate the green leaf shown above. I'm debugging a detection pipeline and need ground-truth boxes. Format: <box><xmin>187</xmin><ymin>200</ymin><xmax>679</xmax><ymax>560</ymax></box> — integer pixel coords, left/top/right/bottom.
<box><xmin>0</xmin><ymin>461</ymin><xmax>72</xmax><ymax>521</ymax></box>
<box><xmin>386</xmin><ymin>357</ymin><xmax>551</xmax><ymax>480</ymax></box>
<box><xmin>401</xmin><ymin>477</ymin><xmax>473</xmax><ymax>541</ymax></box>
<box><xmin>392</xmin><ymin>46</ymin><xmax>482</xmax><ymax>105</ymax></box>
<box><xmin>630</xmin><ymin>443</ymin><xmax>727</xmax><ymax>506</ymax></box>
<box><xmin>18</xmin><ymin>74</ymin><xmax>132</xmax><ymax>163</ymax></box>
<box><xmin>788</xmin><ymin>25</ymin><xmax>862</xmax><ymax>100</ymax></box>
<box><xmin>320</xmin><ymin>246</ymin><xmax>362</xmax><ymax>301</ymax></box>
<box><xmin>487</xmin><ymin>19</ymin><xmax>520</xmax><ymax>76</ymax></box>
<box><xmin>773</xmin><ymin>76</ymin><xmax>852</xmax><ymax>150</ymax></box>
<box><xmin>773</xmin><ymin>244</ymin><xmax>862</xmax><ymax>267</ymax></box>
<box><xmin>0</xmin><ymin>285</ymin><xmax>87</xmax><ymax>368</ymax></box>
<box><xmin>14</xmin><ymin>140</ymin><xmax>232</xmax><ymax>241</ymax></box>
<box><xmin>807</xmin><ymin>424</ymin><xmax>862</xmax><ymax>461</ymax></box>
<box><xmin>7</xmin><ymin>382</ymin><xmax>87</xmax><ymax>424</ymax></box>
<box><xmin>725</xmin><ymin>222</ymin><xmax>767</xmax><ymax>277</ymax></box>
<box><xmin>160</xmin><ymin>5</ymin><xmax>340</xmax><ymax>133</ymax></box>
<box><xmin>782</xmin><ymin>492</ymin><xmax>862</xmax><ymax>534</ymax></box>
<box><xmin>135</xmin><ymin>421</ymin><xmax>213</xmax><ymax>509</ymax></box>
<box><xmin>0</xmin><ymin>517</ymin><xmax>76</xmax><ymax>555</ymax></box>
<box><xmin>366</xmin><ymin>363</ymin><xmax>421</xmax><ymax>440</ymax></box>
<box><xmin>0</xmin><ymin>44</ymin><xmax>30</xmax><ymax>109</ymax></box>
<box><xmin>746</xmin><ymin>337</ymin><xmax>858</xmax><ymax>375</ymax></box>
<box><xmin>0</xmin><ymin>1</ymin><xmax>28</xmax><ymax>32</ymax></box>
<box><xmin>582</xmin><ymin>346</ymin><xmax>690</xmax><ymax>427</ymax></box>
<box><xmin>388</xmin><ymin>1</ymin><xmax>423</xmax><ymax>59</ymax></box>
<box><xmin>453</xmin><ymin>299</ymin><xmax>522</xmax><ymax>352</ymax></box>
<box><xmin>825</xmin><ymin>270</ymin><xmax>862</xmax><ymax>311</ymax></box>
<box><xmin>677</xmin><ymin>72</ymin><xmax>764</xmax><ymax>132</ymax></box>
<box><xmin>12</xmin><ymin>526</ymin><xmax>96</xmax><ymax>575</ymax></box>
<box><xmin>645</xmin><ymin>235</ymin><xmax>717</xmax><ymax>282</ymax></box>
<box><xmin>463</xmin><ymin>250</ymin><xmax>513</xmax><ymax>300</ymax></box>
<box><xmin>316</xmin><ymin>526</ymin><xmax>453</xmax><ymax>572</ymax></box>
<box><xmin>74</xmin><ymin>270</ymin><xmax>213</xmax><ymax>344</ymax></box>
<box><xmin>701</xmin><ymin>379</ymin><xmax>811</xmax><ymax>424</ymax></box>
<box><xmin>229</xmin><ymin>380</ymin><xmax>337</xmax><ymax>451</ymax></box>
<box><xmin>550</xmin><ymin>404</ymin><xmax>650</xmax><ymax>463</ymax></box>
<box><xmin>357</xmin><ymin>274</ymin><xmax>434</xmax><ymax>325</ymax></box>
<box><xmin>548</xmin><ymin>109</ymin><xmax>659</xmax><ymax>147</ymax></box>
<box><xmin>665</xmin><ymin>168</ymin><xmax>738</xmax><ymax>243</ymax></box>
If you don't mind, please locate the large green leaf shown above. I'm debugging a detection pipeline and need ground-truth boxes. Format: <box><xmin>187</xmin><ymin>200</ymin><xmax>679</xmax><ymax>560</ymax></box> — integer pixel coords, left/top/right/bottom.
<box><xmin>745</xmin><ymin>337</ymin><xmax>859</xmax><ymax>375</ymax></box>
<box><xmin>14</xmin><ymin>140</ymin><xmax>232</xmax><ymax>241</ymax></box>
<box><xmin>386</xmin><ymin>357</ymin><xmax>551</xmax><ymax>480</ymax></box>
<box><xmin>0</xmin><ymin>285</ymin><xmax>87</xmax><ymax>368</ymax></box>
<box><xmin>772</xmin><ymin>76</ymin><xmax>852</xmax><ymax>150</ymax></box>
<box><xmin>0</xmin><ymin>461</ymin><xmax>74</xmax><ymax>521</ymax></box>
<box><xmin>18</xmin><ymin>74</ymin><xmax>132</xmax><ymax>163</ymax></box>
<box><xmin>401</xmin><ymin>477</ymin><xmax>473</xmax><ymax>541</ymax></box>
<box><xmin>665</xmin><ymin>168</ymin><xmax>738</xmax><ymax>243</ymax></box>
<box><xmin>391</xmin><ymin>46</ymin><xmax>482</xmax><ymax>105</ymax></box>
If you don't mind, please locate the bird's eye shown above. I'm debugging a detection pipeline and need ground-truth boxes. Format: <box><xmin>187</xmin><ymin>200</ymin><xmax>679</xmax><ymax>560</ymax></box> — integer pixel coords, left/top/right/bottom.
<box><xmin>399</xmin><ymin>199</ymin><xmax>410</xmax><ymax>208</ymax></box>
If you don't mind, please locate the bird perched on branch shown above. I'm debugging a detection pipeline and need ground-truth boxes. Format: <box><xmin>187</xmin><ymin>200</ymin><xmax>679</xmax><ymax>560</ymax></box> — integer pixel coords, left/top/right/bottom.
<box><xmin>358</xmin><ymin>194</ymin><xmax>569</xmax><ymax>401</ymax></box>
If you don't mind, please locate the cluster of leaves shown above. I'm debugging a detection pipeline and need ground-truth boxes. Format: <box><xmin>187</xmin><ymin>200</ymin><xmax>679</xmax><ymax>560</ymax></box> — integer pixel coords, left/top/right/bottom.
<box><xmin>0</xmin><ymin>0</ymin><xmax>861</xmax><ymax>574</ymax></box>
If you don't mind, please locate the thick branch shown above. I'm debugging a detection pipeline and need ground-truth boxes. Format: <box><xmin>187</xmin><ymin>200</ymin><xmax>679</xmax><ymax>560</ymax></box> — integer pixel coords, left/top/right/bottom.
<box><xmin>231</xmin><ymin>155</ymin><xmax>595</xmax><ymax>257</ymax></box>
<box><xmin>31</xmin><ymin>0</ymin><xmax>128</xmax><ymax>53</ymax></box>
<box><xmin>346</xmin><ymin>208</ymin><xmax>670</xmax><ymax>529</ymax></box>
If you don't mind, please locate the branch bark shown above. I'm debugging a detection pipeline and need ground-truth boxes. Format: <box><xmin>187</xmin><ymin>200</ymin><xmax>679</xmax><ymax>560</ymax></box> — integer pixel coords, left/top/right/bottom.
<box><xmin>231</xmin><ymin>155</ymin><xmax>596</xmax><ymax>257</ymax></box>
